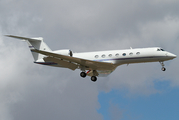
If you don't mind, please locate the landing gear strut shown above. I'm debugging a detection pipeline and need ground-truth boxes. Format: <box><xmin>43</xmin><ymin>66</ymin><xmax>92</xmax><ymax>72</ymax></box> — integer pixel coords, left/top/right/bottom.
<box><xmin>159</xmin><ymin>61</ymin><xmax>166</xmax><ymax>71</ymax></box>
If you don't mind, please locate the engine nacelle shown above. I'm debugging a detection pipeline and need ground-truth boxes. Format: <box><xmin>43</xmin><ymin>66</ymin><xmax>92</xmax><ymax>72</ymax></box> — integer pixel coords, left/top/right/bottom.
<box><xmin>53</xmin><ymin>49</ymin><xmax>73</xmax><ymax>56</ymax></box>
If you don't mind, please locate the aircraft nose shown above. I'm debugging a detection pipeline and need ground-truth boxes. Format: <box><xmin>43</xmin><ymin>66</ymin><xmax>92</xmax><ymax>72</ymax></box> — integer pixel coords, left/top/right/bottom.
<box><xmin>166</xmin><ymin>52</ymin><xmax>177</xmax><ymax>59</ymax></box>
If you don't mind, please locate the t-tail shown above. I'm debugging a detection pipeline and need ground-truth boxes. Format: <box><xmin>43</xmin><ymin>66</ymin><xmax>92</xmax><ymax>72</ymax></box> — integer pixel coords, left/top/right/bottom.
<box><xmin>5</xmin><ymin>35</ymin><xmax>51</xmax><ymax>61</ymax></box>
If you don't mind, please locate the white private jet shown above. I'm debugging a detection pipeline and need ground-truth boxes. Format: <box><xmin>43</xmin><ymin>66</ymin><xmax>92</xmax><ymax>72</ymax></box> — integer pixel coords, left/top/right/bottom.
<box><xmin>6</xmin><ymin>35</ymin><xmax>177</xmax><ymax>82</ymax></box>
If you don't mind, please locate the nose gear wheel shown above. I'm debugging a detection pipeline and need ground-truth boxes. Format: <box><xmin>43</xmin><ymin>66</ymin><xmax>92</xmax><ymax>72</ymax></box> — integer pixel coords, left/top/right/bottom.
<box><xmin>159</xmin><ymin>61</ymin><xmax>166</xmax><ymax>71</ymax></box>
<box><xmin>161</xmin><ymin>67</ymin><xmax>166</xmax><ymax>71</ymax></box>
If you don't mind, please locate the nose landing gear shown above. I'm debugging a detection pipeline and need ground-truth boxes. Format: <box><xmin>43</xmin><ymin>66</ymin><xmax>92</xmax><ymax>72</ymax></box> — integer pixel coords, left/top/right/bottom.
<box><xmin>160</xmin><ymin>61</ymin><xmax>166</xmax><ymax>71</ymax></box>
<box><xmin>161</xmin><ymin>67</ymin><xmax>166</xmax><ymax>71</ymax></box>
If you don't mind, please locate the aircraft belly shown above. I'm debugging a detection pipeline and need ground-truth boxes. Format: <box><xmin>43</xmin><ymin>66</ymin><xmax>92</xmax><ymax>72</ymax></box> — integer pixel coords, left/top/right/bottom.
<box><xmin>97</xmin><ymin>70</ymin><xmax>114</xmax><ymax>77</ymax></box>
<box><xmin>87</xmin><ymin>70</ymin><xmax>114</xmax><ymax>77</ymax></box>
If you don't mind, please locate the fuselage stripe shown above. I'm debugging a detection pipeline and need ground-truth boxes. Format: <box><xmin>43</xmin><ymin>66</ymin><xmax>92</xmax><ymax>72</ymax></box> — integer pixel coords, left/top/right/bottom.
<box><xmin>94</xmin><ymin>56</ymin><xmax>165</xmax><ymax>62</ymax></box>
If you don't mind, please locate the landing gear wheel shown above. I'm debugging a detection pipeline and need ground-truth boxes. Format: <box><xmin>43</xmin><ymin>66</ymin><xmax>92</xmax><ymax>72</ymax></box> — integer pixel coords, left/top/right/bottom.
<box><xmin>159</xmin><ymin>62</ymin><xmax>166</xmax><ymax>71</ymax></box>
<box><xmin>80</xmin><ymin>72</ymin><xmax>86</xmax><ymax>78</ymax></box>
<box><xmin>91</xmin><ymin>76</ymin><xmax>97</xmax><ymax>82</ymax></box>
<box><xmin>161</xmin><ymin>67</ymin><xmax>166</xmax><ymax>71</ymax></box>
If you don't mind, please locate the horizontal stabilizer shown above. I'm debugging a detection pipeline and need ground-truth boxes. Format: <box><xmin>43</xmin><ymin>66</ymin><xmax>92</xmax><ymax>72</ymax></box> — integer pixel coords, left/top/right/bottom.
<box><xmin>5</xmin><ymin>35</ymin><xmax>43</xmax><ymax>42</ymax></box>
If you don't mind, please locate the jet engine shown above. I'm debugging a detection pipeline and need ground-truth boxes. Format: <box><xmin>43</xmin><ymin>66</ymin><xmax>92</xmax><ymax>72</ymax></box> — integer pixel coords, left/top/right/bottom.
<box><xmin>53</xmin><ymin>49</ymin><xmax>73</xmax><ymax>57</ymax></box>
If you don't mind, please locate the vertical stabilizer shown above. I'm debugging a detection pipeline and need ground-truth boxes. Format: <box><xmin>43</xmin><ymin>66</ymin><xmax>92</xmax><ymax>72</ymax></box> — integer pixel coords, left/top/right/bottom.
<box><xmin>6</xmin><ymin>35</ymin><xmax>52</xmax><ymax>61</ymax></box>
<box><xmin>27</xmin><ymin>37</ymin><xmax>52</xmax><ymax>61</ymax></box>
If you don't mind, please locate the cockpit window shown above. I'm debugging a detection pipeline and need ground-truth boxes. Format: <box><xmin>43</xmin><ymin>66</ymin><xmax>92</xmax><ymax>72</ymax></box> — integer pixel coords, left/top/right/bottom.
<box><xmin>157</xmin><ymin>48</ymin><xmax>165</xmax><ymax>51</ymax></box>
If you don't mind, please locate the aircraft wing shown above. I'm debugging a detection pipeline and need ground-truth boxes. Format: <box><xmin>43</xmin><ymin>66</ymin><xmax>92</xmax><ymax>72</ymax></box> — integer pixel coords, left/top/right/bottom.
<box><xmin>32</xmin><ymin>49</ymin><xmax>117</xmax><ymax>71</ymax></box>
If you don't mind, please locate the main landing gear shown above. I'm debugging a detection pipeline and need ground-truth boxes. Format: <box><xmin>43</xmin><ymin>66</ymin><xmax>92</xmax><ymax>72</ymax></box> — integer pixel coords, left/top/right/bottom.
<box><xmin>91</xmin><ymin>76</ymin><xmax>97</xmax><ymax>82</ymax></box>
<box><xmin>80</xmin><ymin>72</ymin><xmax>86</xmax><ymax>78</ymax></box>
<box><xmin>80</xmin><ymin>71</ymin><xmax>97</xmax><ymax>82</ymax></box>
<box><xmin>160</xmin><ymin>61</ymin><xmax>166</xmax><ymax>71</ymax></box>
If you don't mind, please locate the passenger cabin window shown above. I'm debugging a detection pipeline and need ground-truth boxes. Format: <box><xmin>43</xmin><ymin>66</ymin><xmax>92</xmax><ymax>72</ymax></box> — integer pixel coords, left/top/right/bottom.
<box><xmin>115</xmin><ymin>53</ymin><xmax>119</xmax><ymax>57</ymax></box>
<box><xmin>102</xmin><ymin>54</ymin><xmax>106</xmax><ymax>58</ymax></box>
<box><xmin>108</xmin><ymin>54</ymin><xmax>112</xmax><ymax>57</ymax></box>
<box><xmin>122</xmin><ymin>53</ymin><xmax>126</xmax><ymax>56</ymax></box>
<box><xmin>136</xmin><ymin>52</ymin><xmax>140</xmax><ymax>55</ymax></box>
<box><xmin>129</xmin><ymin>52</ymin><xmax>133</xmax><ymax>56</ymax></box>
<box><xmin>95</xmin><ymin>55</ymin><xmax>99</xmax><ymax>58</ymax></box>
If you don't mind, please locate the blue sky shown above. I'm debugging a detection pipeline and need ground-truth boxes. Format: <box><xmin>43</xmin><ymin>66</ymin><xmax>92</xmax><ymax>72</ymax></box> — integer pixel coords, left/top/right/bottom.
<box><xmin>0</xmin><ymin>0</ymin><xmax>179</xmax><ymax>120</ymax></box>
<box><xmin>98</xmin><ymin>81</ymin><xmax>179</xmax><ymax>120</ymax></box>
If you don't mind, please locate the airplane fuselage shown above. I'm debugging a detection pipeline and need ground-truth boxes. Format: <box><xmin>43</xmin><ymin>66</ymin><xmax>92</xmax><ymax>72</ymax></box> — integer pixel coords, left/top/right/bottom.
<box><xmin>73</xmin><ymin>47</ymin><xmax>176</xmax><ymax>66</ymax></box>
<box><xmin>35</xmin><ymin>47</ymin><xmax>176</xmax><ymax>72</ymax></box>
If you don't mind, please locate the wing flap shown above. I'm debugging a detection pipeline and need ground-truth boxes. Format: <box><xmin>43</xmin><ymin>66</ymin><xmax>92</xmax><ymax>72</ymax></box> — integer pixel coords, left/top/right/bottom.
<box><xmin>44</xmin><ymin>57</ymin><xmax>78</xmax><ymax>70</ymax></box>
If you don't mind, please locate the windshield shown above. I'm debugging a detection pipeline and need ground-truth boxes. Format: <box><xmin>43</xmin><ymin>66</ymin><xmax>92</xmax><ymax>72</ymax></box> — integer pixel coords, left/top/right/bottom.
<box><xmin>157</xmin><ymin>48</ymin><xmax>165</xmax><ymax>51</ymax></box>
